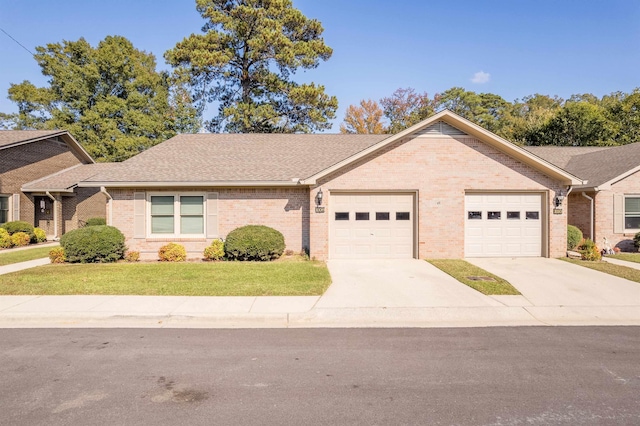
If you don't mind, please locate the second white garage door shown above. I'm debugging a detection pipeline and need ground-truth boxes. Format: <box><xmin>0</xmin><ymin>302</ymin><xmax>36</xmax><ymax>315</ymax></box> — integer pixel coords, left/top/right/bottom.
<box><xmin>465</xmin><ymin>193</ymin><xmax>543</xmax><ymax>257</ymax></box>
<box><xmin>330</xmin><ymin>193</ymin><xmax>414</xmax><ymax>259</ymax></box>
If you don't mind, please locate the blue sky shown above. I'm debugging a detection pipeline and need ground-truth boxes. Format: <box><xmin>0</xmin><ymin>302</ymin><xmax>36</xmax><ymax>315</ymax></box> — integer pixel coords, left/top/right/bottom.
<box><xmin>1</xmin><ymin>0</ymin><xmax>638</xmax><ymax>131</ymax></box>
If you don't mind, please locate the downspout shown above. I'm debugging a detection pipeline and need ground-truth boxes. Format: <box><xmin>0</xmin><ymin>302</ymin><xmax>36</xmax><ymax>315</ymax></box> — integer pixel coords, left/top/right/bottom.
<box><xmin>45</xmin><ymin>191</ymin><xmax>58</xmax><ymax>240</ymax></box>
<box><xmin>581</xmin><ymin>192</ymin><xmax>594</xmax><ymax>241</ymax></box>
<box><xmin>100</xmin><ymin>187</ymin><xmax>113</xmax><ymax>226</ymax></box>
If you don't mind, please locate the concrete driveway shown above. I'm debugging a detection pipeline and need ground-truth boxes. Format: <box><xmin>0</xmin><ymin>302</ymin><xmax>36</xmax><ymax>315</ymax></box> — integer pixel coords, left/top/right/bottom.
<box><xmin>466</xmin><ymin>257</ymin><xmax>640</xmax><ymax>307</ymax></box>
<box><xmin>316</xmin><ymin>259</ymin><xmax>503</xmax><ymax>308</ymax></box>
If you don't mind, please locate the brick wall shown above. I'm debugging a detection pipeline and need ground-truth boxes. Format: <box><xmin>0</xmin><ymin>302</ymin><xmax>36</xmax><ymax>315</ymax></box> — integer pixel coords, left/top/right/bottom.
<box><xmin>310</xmin><ymin>135</ymin><xmax>567</xmax><ymax>259</ymax></box>
<box><xmin>0</xmin><ymin>138</ymin><xmax>85</xmax><ymax>224</ymax></box>
<box><xmin>567</xmin><ymin>192</ymin><xmax>593</xmax><ymax>239</ymax></box>
<box><xmin>594</xmin><ymin>171</ymin><xmax>640</xmax><ymax>251</ymax></box>
<box><xmin>109</xmin><ymin>187</ymin><xmax>308</xmax><ymax>260</ymax></box>
<box><xmin>61</xmin><ymin>188</ymin><xmax>106</xmax><ymax>234</ymax></box>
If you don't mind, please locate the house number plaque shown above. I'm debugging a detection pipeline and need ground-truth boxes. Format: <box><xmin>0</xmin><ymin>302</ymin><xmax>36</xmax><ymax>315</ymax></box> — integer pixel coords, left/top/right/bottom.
<box><xmin>315</xmin><ymin>207</ymin><xmax>325</xmax><ymax>213</ymax></box>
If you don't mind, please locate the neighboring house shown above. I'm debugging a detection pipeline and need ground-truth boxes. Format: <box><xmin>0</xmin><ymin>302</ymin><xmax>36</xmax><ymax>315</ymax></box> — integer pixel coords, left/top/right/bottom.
<box><xmin>527</xmin><ymin>143</ymin><xmax>640</xmax><ymax>251</ymax></box>
<box><xmin>0</xmin><ymin>130</ymin><xmax>105</xmax><ymax>239</ymax></box>
<box><xmin>72</xmin><ymin>110</ymin><xmax>582</xmax><ymax>260</ymax></box>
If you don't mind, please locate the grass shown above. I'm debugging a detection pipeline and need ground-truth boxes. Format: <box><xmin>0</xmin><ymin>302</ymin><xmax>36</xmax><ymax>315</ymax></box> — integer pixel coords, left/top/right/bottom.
<box><xmin>426</xmin><ymin>259</ymin><xmax>520</xmax><ymax>295</ymax></box>
<box><xmin>560</xmin><ymin>258</ymin><xmax>640</xmax><ymax>283</ymax></box>
<box><xmin>0</xmin><ymin>246</ymin><xmax>54</xmax><ymax>266</ymax></box>
<box><xmin>0</xmin><ymin>259</ymin><xmax>331</xmax><ymax>296</ymax></box>
<box><xmin>607</xmin><ymin>253</ymin><xmax>640</xmax><ymax>264</ymax></box>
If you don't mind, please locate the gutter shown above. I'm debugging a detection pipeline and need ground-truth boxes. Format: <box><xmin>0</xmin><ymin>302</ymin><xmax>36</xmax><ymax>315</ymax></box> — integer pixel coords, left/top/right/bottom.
<box><xmin>100</xmin><ymin>187</ymin><xmax>113</xmax><ymax>226</ymax></box>
<box><xmin>77</xmin><ymin>180</ymin><xmax>307</xmax><ymax>188</ymax></box>
<box><xmin>45</xmin><ymin>191</ymin><xmax>58</xmax><ymax>240</ymax></box>
<box><xmin>582</xmin><ymin>192</ymin><xmax>594</xmax><ymax>241</ymax></box>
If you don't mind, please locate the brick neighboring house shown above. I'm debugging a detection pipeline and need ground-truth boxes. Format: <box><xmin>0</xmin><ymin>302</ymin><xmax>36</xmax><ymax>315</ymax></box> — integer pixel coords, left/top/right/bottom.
<box><xmin>527</xmin><ymin>143</ymin><xmax>640</xmax><ymax>251</ymax></box>
<box><xmin>0</xmin><ymin>130</ymin><xmax>106</xmax><ymax>239</ymax></box>
<box><xmin>74</xmin><ymin>110</ymin><xmax>582</xmax><ymax>260</ymax></box>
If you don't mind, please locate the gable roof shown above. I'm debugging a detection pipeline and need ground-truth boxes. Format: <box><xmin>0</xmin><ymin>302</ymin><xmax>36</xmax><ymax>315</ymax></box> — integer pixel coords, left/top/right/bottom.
<box><xmin>301</xmin><ymin>110</ymin><xmax>584</xmax><ymax>186</ymax></box>
<box><xmin>0</xmin><ymin>130</ymin><xmax>95</xmax><ymax>164</ymax></box>
<box><xmin>21</xmin><ymin>164</ymin><xmax>112</xmax><ymax>192</ymax></box>
<box><xmin>80</xmin><ymin>134</ymin><xmax>387</xmax><ymax>187</ymax></box>
<box><xmin>526</xmin><ymin>143</ymin><xmax>640</xmax><ymax>190</ymax></box>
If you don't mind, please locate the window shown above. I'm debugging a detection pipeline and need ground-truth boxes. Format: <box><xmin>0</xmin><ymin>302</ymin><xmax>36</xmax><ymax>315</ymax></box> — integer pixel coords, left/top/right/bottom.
<box><xmin>625</xmin><ymin>197</ymin><xmax>640</xmax><ymax>229</ymax></box>
<box><xmin>150</xmin><ymin>194</ymin><xmax>205</xmax><ymax>236</ymax></box>
<box><xmin>526</xmin><ymin>211</ymin><xmax>539</xmax><ymax>220</ymax></box>
<box><xmin>335</xmin><ymin>212</ymin><xmax>349</xmax><ymax>221</ymax></box>
<box><xmin>355</xmin><ymin>212</ymin><xmax>370</xmax><ymax>221</ymax></box>
<box><xmin>396</xmin><ymin>212</ymin><xmax>410</xmax><ymax>220</ymax></box>
<box><xmin>0</xmin><ymin>196</ymin><xmax>8</xmax><ymax>225</ymax></box>
<box><xmin>507</xmin><ymin>211</ymin><xmax>520</xmax><ymax>220</ymax></box>
<box><xmin>376</xmin><ymin>212</ymin><xmax>390</xmax><ymax>220</ymax></box>
<box><xmin>488</xmin><ymin>211</ymin><xmax>501</xmax><ymax>220</ymax></box>
<box><xmin>467</xmin><ymin>211</ymin><xmax>482</xmax><ymax>220</ymax></box>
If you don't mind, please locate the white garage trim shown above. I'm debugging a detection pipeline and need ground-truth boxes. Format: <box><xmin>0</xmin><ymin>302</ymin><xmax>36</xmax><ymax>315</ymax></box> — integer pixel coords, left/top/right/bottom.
<box><xmin>465</xmin><ymin>192</ymin><xmax>548</xmax><ymax>257</ymax></box>
<box><xmin>329</xmin><ymin>191</ymin><xmax>417</xmax><ymax>259</ymax></box>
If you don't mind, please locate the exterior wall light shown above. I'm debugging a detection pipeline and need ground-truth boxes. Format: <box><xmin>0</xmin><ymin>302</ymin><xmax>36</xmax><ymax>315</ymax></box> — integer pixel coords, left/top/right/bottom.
<box><xmin>315</xmin><ymin>188</ymin><xmax>323</xmax><ymax>206</ymax></box>
<box><xmin>554</xmin><ymin>190</ymin><xmax>565</xmax><ymax>207</ymax></box>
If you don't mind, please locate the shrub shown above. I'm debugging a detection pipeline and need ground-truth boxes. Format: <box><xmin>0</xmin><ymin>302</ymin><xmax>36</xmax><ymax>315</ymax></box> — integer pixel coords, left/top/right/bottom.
<box><xmin>32</xmin><ymin>227</ymin><xmax>47</xmax><ymax>243</ymax></box>
<box><xmin>567</xmin><ymin>225</ymin><xmax>583</xmax><ymax>251</ymax></box>
<box><xmin>224</xmin><ymin>225</ymin><xmax>285</xmax><ymax>261</ymax></box>
<box><xmin>578</xmin><ymin>238</ymin><xmax>602</xmax><ymax>261</ymax></box>
<box><xmin>1</xmin><ymin>220</ymin><xmax>34</xmax><ymax>236</ymax></box>
<box><xmin>49</xmin><ymin>247</ymin><xmax>66</xmax><ymax>264</ymax></box>
<box><xmin>85</xmin><ymin>217</ymin><xmax>107</xmax><ymax>227</ymax></box>
<box><xmin>11</xmin><ymin>232</ymin><xmax>31</xmax><ymax>247</ymax></box>
<box><xmin>60</xmin><ymin>225</ymin><xmax>126</xmax><ymax>263</ymax></box>
<box><xmin>124</xmin><ymin>251</ymin><xmax>140</xmax><ymax>262</ymax></box>
<box><xmin>203</xmin><ymin>239</ymin><xmax>225</xmax><ymax>261</ymax></box>
<box><xmin>634</xmin><ymin>232</ymin><xmax>640</xmax><ymax>250</ymax></box>
<box><xmin>158</xmin><ymin>243</ymin><xmax>187</xmax><ymax>262</ymax></box>
<box><xmin>0</xmin><ymin>228</ymin><xmax>12</xmax><ymax>249</ymax></box>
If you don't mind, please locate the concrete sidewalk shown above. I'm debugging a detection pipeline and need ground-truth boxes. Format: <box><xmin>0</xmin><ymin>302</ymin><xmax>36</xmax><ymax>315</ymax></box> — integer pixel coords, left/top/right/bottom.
<box><xmin>1</xmin><ymin>257</ymin><xmax>640</xmax><ymax>328</ymax></box>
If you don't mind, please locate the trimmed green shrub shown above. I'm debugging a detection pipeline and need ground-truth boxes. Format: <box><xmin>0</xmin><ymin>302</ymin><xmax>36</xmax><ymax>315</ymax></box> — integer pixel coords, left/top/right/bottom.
<box><xmin>578</xmin><ymin>238</ymin><xmax>601</xmax><ymax>261</ymax></box>
<box><xmin>32</xmin><ymin>227</ymin><xmax>47</xmax><ymax>243</ymax></box>
<box><xmin>158</xmin><ymin>243</ymin><xmax>187</xmax><ymax>262</ymax></box>
<box><xmin>224</xmin><ymin>225</ymin><xmax>285</xmax><ymax>261</ymax></box>
<box><xmin>204</xmin><ymin>239</ymin><xmax>225</xmax><ymax>261</ymax></box>
<box><xmin>124</xmin><ymin>251</ymin><xmax>140</xmax><ymax>262</ymax></box>
<box><xmin>60</xmin><ymin>225</ymin><xmax>125</xmax><ymax>263</ymax></box>
<box><xmin>49</xmin><ymin>247</ymin><xmax>66</xmax><ymax>264</ymax></box>
<box><xmin>85</xmin><ymin>217</ymin><xmax>107</xmax><ymax>227</ymax></box>
<box><xmin>634</xmin><ymin>232</ymin><xmax>640</xmax><ymax>250</ymax></box>
<box><xmin>11</xmin><ymin>232</ymin><xmax>31</xmax><ymax>246</ymax></box>
<box><xmin>0</xmin><ymin>228</ymin><xmax>12</xmax><ymax>248</ymax></box>
<box><xmin>567</xmin><ymin>225</ymin><xmax>583</xmax><ymax>250</ymax></box>
<box><xmin>1</xmin><ymin>220</ymin><xmax>34</xmax><ymax>236</ymax></box>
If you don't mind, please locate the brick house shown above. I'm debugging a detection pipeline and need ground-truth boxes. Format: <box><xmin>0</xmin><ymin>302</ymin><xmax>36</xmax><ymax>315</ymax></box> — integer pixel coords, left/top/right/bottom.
<box><xmin>73</xmin><ymin>110</ymin><xmax>582</xmax><ymax>260</ymax></box>
<box><xmin>527</xmin><ymin>143</ymin><xmax>640</xmax><ymax>251</ymax></box>
<box><xmin>0</xmin><ymin>130</ymin><xmax>106</xmax><ymax>239</ymax></box>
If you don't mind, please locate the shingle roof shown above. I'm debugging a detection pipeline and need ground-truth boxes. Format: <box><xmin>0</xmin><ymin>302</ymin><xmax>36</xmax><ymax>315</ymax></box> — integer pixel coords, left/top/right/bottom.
<box><xmin>83</xmin><ymin>133</ymin><xmax>389</xmax><ymax>184</ymax></box>
<box><xmin>0</xmin><ymin>130</ymin><xmax>67</xmax><ymax>149</ymax></box>
<box><xmin>525</xmin><ymin>143</ymin><xmax>640</xmax><ymax>188</ymax></box>
<box><xmin>21</xmin><ymin>164</ymin><xmax>113</xmax><ymax>192</ymax></box>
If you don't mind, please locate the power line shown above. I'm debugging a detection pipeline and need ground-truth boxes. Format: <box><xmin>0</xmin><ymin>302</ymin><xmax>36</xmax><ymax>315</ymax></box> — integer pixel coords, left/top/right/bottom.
<box><xmin>0</xmin><ymin>26</ymin><xmax>34</xmax><ymax>56</ymax></box>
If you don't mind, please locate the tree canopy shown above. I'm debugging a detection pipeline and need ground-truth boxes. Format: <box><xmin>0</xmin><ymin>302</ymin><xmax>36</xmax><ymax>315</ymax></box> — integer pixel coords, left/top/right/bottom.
<box><xmin>340</xmin><ymin>99</ymin><xmax>385</xmax><ymax>134</ymax></box>
<box><xmin>165</xmin><ymin>0</ymin><xmax>337</xmax><ymax>133</ymax></box>
<box><xmin>341</xmin><ymin>87</ymin><xmax>640</xmax><ymax>146</ymax></box>
<box><xmin>0</xmin><ymin>36</ymin><xmax>199</xmax><ymax>162</ymax></box>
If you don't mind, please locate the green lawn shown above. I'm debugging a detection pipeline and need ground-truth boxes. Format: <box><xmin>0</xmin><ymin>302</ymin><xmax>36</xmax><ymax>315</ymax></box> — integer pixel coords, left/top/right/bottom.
<box><xmin>561</xmin><ymin>258</ymin><xmax>640</xmax><ymax>283</ymax></box>
<box><xmin>0</xmin><ymin>246</ymin><xmax>54</xmax><ymax>266</ymax></box>
<box><xmin>607</xmin><ymin>253</ymin><xmax>640</xmax><ymax>264</ymax></box>
<box><xmin>427</xmin><ymin>259</ymin><xmax>520</xmax><ymax>295</ymax></box>
<box><xmin>0</xmin><ymin>260</ymin><xmax>332</xmax><ymax>296</ymax></box>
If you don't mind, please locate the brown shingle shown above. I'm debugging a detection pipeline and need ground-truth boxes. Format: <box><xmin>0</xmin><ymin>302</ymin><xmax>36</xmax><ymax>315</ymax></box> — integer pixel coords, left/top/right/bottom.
<box><xmin>84</xmin><ymin>133</ymin><xmax>389</xmax><ymax>184</ymax></box>
<box><xmin>22</xmin><ymin>164</ymin><xmax>113</xmax><ymax>191</ymax></box>
<box><xmin>0</xmin><ymin>130</ymin><xmax>67</xmax><ymax>149</ymax></box>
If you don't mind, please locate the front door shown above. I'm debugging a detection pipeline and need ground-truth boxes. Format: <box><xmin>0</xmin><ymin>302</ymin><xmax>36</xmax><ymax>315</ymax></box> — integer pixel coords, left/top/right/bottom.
<box><xmin>34</xmin><ymin>196</ymin><xmax>54</xmax><ymax>236</ymax></box>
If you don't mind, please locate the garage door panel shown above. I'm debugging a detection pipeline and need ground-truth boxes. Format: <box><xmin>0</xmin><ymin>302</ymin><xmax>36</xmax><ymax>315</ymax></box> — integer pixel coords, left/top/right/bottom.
<box><xmin>465</xmin><ymin>193</ymin><xmax>542</xmax><ymax>257</ymax></box>
<box><xmin>331</xmin><ymin>193</ymin><xmax>414</xmax><ymax>259</ymax></box>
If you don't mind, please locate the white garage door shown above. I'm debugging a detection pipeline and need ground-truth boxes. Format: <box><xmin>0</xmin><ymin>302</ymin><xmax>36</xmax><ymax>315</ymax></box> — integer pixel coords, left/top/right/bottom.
<box><xmin>330</xmin><ymin>193</ymin><xmax>414</xmax><ymax>259</ymax></box>
<box><xmin>465</xmin><ymin>193</ymin><xmax>542</xmax><ymax>257</ymax></box>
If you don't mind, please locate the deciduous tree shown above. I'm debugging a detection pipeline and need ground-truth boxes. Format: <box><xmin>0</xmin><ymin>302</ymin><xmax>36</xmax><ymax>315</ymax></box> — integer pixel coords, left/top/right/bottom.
<box><xmin>340</xmin><ymin>99</ymin><xmax>385</xmax><ymax>134</ymax></box>
<box><xmin>380</xmin><ymin>88</ymin><xmax>436</xmax><ymax>133</ymax></box>
<box><xmin>165</xmin><ymin>0</ymin><xmax>337</xmax><ymax>133</ymax></box>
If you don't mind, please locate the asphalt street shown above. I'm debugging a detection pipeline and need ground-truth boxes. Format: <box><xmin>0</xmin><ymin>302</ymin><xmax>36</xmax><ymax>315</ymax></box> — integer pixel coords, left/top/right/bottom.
<box><xmin>2</xmin><ymin>327</ymin><xmax>639</xmax><ymax>425</ymax></box>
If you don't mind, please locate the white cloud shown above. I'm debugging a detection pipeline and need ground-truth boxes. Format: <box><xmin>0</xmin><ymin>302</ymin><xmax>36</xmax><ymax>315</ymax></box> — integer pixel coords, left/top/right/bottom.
<box><xmin>471</xmin><ymin>71</ymin><xmax>491</xmax><ymax>84</ymax></box>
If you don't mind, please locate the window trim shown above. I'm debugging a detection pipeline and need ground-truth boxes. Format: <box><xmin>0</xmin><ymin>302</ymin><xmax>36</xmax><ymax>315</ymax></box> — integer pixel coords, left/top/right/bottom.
<box><xmin>0</xmin><ymin>194</ymin><xmax>9</xmax><ymax>225</ymax></box>
<box><xmin>624</xmin><ymin>195</ymin><xmax>640</xmax><ymax>230</ymax></box>
<box><xmin>147</xmin><ymin>192</ymin><xmax>206</xmax><ymax>238</ymax></box>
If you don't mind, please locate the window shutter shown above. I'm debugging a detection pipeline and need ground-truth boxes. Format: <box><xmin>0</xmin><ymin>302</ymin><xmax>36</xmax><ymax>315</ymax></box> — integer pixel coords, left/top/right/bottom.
<box><xmin>134</xmin><ymin>192</ymin><xmax>146</xmax><ymax>238</ymax></box>
<box><xmin>206</xmin><ymin>192</ymin><xmax>219</xmax><ymax>238</ymax></box>
<box><xmin>613</xmin><ymin>194</ymin><xmax>624</xmax><ymax>233</ymax></box>
<box><xmin>12</xmin><ymin>194</ymin><xmax>20</xmax><ymax>221</ymax></box>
